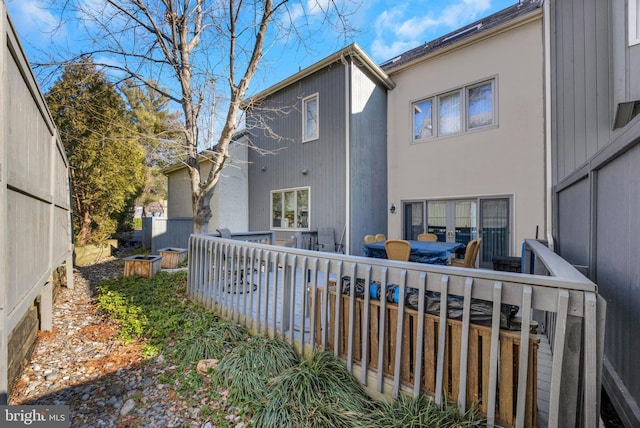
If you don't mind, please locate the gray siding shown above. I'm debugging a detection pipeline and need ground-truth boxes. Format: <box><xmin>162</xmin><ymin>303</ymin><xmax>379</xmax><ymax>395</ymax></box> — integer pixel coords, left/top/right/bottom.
<box><xmin>247</xmin><ymin>62</ymin><xmax>347</xmax><ymax>243</ymax></box>
<box><xmin>556</xmin><ymin>177</ymin><xmax>590</xmax><ymax>269</ymax></box>
<box><xmin>551</xmin><ymin>0</ymin><xmax>640</xmax><ymax>425</ymax></box>
<box><xmin>596</xmin><ymin>144</ymin><xmax>640</xmax><ymax>420</ymax></box>
<box><xmin>552</xmin><ymin>0</ymin><xmax>612</xmax><ymax>182</ymax></box>
<box><xmin>349</xmin><ymin>63</ymin><xmax>387</xmax><ymax>255</ymax></box>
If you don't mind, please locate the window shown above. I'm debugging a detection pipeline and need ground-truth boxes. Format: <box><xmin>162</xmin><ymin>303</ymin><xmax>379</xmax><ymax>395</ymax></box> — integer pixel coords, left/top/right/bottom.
<box><xmin>412</xmin><ymin>78</ymin><xmax>496</xmax><ymax>141</ymax></box>
<box><xmin>439</xmin><ymin>91</ymin><xmax>462</xmax><ymax>136</ymax></box>
<box><xmin>303</xmin><ymin>94</ymin><xmax>319</xmax><ymax>142</ymax></box>
<box><xmin>630</xmin><ymin>0</ymin><xmax>640</xmax><ymax>46</ymax></box>
<box><xmin>271</xmin><ymin>187</ymin><xmax>310</xmax><ymax>230</ymax></box>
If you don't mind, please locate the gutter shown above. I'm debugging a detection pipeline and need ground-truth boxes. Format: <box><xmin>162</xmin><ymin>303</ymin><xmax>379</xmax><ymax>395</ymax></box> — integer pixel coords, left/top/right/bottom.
<box><xmin>543</xmin><ymin>0</ymin><xmax>554</xmax><ymax>250</ymax></box>
<box><xmin>341</xmin><ymin>54</ymin><xmax>351</xmax><ymax>255</ymax></box>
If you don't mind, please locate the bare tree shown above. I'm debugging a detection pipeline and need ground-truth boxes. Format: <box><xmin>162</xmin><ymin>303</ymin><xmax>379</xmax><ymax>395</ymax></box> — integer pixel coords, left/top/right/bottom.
<box><xmin>34</xmin><ymin>0</ymin><xmax>359</xmax><ymax>233</ymax></box>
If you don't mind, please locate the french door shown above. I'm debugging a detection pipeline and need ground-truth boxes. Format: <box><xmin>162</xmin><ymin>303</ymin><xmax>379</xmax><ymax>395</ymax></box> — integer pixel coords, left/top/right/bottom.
<box><xmin>403</xmin><ymin>197</ymin><xmax>511</xmax><ymax>268</ymax></box>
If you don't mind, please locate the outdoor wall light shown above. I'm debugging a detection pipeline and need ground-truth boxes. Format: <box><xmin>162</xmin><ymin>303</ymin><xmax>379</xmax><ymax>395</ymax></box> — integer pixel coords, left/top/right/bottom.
<box><xmin>260</xmin><ymin>166</ymin><xmax>267</xmax><ymax>172</ymax></box>
<box><xmin>301</xmin><ymin>168</ymin><xmax>309</xmax><ymax>175</ymax></box>
<box><xmin>390</xmin><ymin>203</ymin><xmax>396</xmax><ymax>214</ymax></box>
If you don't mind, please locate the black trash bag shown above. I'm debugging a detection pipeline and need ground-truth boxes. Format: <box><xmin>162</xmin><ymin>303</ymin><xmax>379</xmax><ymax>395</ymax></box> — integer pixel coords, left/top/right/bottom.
<box><xmin>340</xmin><ymin>276</ymin><xmax>383</xmax><ymax>300</ymax></box>
<box><xmin>385</xmin><ymin>284</ymin><xmax>399</xmax><ymax>303</ymax></box>
<box><xmin>404</xmin><ymin>289</ymin><xmax>520</xmax><ymax>330</ymax></box>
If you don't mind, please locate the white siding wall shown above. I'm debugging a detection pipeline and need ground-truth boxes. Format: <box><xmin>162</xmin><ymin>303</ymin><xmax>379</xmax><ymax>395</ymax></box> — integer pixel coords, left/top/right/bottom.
<box><xmin>166</xmin><ymin>137</ymin><xmax>248</xmax><ymax>233</ymax></box>
<box><xmin>386</xmin><ymin>16</ymin><xmax>545</xmax><ymax>254</ymax></box>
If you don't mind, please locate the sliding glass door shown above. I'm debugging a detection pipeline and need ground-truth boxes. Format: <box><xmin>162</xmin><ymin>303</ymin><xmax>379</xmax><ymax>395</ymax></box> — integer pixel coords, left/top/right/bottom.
<box><xmin>479</xmin><ymin>198</ymin><xmax>510</xmax><ymax>267</ymax></box>
<box><xmin>402</xmin><ymin>197</ymin><xmax>511</xmax><ymax>268</ymax></box>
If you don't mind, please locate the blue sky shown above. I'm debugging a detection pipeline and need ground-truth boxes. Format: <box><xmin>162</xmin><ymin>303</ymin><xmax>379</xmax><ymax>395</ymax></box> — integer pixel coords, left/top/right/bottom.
<box><xmin>6</xmin><ymin>0</ymin><xmax>516</xmax><ymax>96</ymax></box>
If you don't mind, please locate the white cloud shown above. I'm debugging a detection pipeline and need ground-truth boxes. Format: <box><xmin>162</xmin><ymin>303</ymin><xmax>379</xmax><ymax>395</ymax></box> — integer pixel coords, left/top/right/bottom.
<box><xmin>369</xmin><ymin>0</ymin><xmax>494</xmax><ymax>61</ymax></box>
<box><xmin>6</xmin><ymin>0</ymin><xmax>65</xmax><ymax>40</ymax></box>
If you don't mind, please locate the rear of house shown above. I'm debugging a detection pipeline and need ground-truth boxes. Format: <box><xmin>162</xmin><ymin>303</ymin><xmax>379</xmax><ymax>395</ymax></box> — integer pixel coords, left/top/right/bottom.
<box><xmin>243</xmin><ymin>44</ymin><xmax>394</xmax><ymax>255</ymax></box>
<box><xmin>382</xmin><ymin>1</ymin><xmax>546</xmax><ymax>269</ymax></box>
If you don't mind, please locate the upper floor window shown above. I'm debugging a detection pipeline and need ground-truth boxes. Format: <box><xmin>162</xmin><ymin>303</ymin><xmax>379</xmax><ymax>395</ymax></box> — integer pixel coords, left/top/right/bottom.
<box><xmin>630</xmin><ymin>0</ymin><xmax>640</xmax><ymax>46</ymax></box>
<box><xmin>303</xmin><ymin>94</ymin><xmax>319</xmax><ymax>142</ymax></box>
<box><xmin>271</xmin><ymin>187</ymin><xmax>310</xmax><ymax>230</ymax></box>
<box><xmin>412</xmin><ymin>78</ymin><xmax>496</xmax><ymax>142</ymax></box>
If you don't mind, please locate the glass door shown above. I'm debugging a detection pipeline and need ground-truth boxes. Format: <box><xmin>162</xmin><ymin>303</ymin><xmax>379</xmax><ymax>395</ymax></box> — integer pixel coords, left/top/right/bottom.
<box><xmin>403</xmin><ymin>202</ymin><xmax>425</xmax><ymax>240</ymax></box>
<box><xmin>426</xmin><ymin>201</ymin><xmax>447</xmax><ymax>241</ymax></box>
<box><xmin>479</xmin><ymin>198</ymin><xmax>510</xmax><ymax>268</ymax></box>
<box><xmin>426</xmin><ymin>200</ymin><xmax>477</xmax><ymax>244</ymax></box>
<box><xmin>454</xmin><ymin>200</ymin><xmax>477</xmax><ymax>245</ymax></box>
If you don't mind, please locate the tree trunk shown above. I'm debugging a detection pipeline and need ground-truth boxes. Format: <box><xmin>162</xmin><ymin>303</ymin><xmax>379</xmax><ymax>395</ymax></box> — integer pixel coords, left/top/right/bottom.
<box><xmin>76</xmin><ymin>210</ymin><xmax>92</xmax><ymax>246</ymax></box>
<box><xmin>193</xmin><ymin>189</ymin><xmax>214</xmax><ymax>234</ymax></box>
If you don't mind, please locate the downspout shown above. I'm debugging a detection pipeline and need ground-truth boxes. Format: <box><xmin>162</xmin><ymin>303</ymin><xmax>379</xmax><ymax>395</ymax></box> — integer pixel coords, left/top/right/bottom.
<box><xmin>543</xmin><ymin>0</ymin><xmax>554</xmax><ymax>250</ymax></box>
<box><xmin>341</xmin><ymin>54</ymin><xmax>351</xmax><ymax>254</ymax></box>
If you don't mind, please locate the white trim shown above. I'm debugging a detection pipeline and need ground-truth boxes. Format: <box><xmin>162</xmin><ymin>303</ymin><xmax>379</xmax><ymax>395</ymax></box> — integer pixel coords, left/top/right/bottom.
<box><xmin>342</xmin><ymin>57</ymin><xmax>351</xmax><ymax>254</ymax></box>
<box><xmin>543</xmin><ymin>0</ymin><xmax>554</xmax><ymax>250</ymax></box>
<box><xmin>302</xmin><ymin>93</ymin><xmax>319</xmax><ymax>143</ymax></box>
<box><xmin>630</xmin><ymin>0</ymin><xmax>640</xmax><ymax>46</ymax></box>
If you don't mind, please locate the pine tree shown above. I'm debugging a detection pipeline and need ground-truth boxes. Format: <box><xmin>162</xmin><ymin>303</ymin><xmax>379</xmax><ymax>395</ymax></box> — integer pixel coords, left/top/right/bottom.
<box><xmin>46</xmin><ymin>59</ymin><xmax>146</xmax><ymax>245</ymax></box>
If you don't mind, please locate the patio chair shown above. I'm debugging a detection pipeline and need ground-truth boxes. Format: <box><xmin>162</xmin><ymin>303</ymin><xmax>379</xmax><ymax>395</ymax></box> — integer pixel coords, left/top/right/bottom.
<box><xmin>417</xmin><ymin>233</ymin><xmax>438</xmax><ymax>242</ymax></box>
<box><xmin>217</xmin><ymin>228</ymin><xmax>231</xmax><ymax>239</ymax></box>
<box><xmin>384</xmin><ymin>240</ymin><xmax>411</xmax><ymax>261</ymax></box>
<box><xmin>375</xmin><ymin>234</ymin><xmax>386</xmax><ymax>242</ymax></box>
<box><xmin>450</xmin><ymin>238</ymin><xmax>482</xmax><ymax>268</ymax></box>
<box><xmin>364</xmin><ymin>234</ymin><xmax>376</xmax><ymax>244</ymax></box>
<box><xmin>317</xmin><ymin>227</ymin><xmax>344</xmax><ymax>253</ymax></box>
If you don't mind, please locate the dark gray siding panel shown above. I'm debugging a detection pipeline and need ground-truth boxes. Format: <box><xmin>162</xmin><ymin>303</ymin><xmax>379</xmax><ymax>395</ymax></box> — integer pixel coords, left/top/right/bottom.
<box><xmin>349</xmin><ymin>64</ymin><xmax>388</xmax><ymax>255</ymax></box>
<box><xmin>552</xmin><ymin>1</ymin><xmax>640</xmax><ymax>424</ymax></box>
<box><xmin>596</xmin><ymin>143</ymin><xmax>640</xmax><ymax>404</ymax></box>
<box><xmin>552</xmin><ymin>0</ymin><xmax>612</xmax><ymax>183</ymax></box>
<box><xmin>556</xmin><ymin>178</ymin><xmax>590</xmax><ymax>269</ymax></box>
<box><xmin>247</xmin><ymin>63</ymin><xmax>347</xmax><ymax>241</ymax></box>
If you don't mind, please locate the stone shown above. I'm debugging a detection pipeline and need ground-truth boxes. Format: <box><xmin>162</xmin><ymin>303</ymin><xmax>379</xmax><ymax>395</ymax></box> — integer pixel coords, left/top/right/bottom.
<box><xmin>120</xmin><ymin>398</ymin><xmax>136</xmax><ymax>416</ymax></box>
<box><xmin>196</xmin><ymin>359</ymin><xmax>219</xmax><ymax>375</ymax></box>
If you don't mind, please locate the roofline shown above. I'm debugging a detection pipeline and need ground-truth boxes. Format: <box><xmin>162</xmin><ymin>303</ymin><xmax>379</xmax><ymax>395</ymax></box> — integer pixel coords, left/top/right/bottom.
<box><xmin>161</xmin><ymin>130</ymin><xmax>249</xmax><ymax>175</ymax></box>
<box><xmin>383</xmin><ymin>4</ymin><xmax>543</xmax><ymax>74</ymax></box>
<box><xmin>241</xmin><ymin>43</ymin><xmax>395</xmax><ymax>109</ymax></box>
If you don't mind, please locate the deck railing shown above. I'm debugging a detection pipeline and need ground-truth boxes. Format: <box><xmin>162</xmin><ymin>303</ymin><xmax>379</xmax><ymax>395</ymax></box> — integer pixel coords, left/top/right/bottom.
<box><xmin>187</xmin><ymin>234</ymin><xmax>605</xmax><ymax>428</ymax></box>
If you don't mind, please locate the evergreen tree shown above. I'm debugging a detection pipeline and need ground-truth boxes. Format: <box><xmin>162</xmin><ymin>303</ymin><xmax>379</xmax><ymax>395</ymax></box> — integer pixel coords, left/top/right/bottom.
<box><xmin>122</xmin><ymin>80</ymin><xmax>184</xmax><ymax>217</ymax></box>
<box><xmin>46</xmin><ymin>59</ymin><xmax>146</xmax><ymax>245</ymax></box>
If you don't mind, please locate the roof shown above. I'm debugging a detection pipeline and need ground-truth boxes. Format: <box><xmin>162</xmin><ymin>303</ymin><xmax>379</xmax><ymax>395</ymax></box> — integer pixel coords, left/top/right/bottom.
<box><xmin>380</xmin><ymin>0</ymin><xmax>543</xmax><ymax>73</ymax></box>
<box><xmin>161</xmin><ymin>129</ymin><xmax>249</xmax><ymax>175</ymax></box>
<box><xmin>241</xmin><ymin>43</ymin><xmax>395</xmax><ymax>109</ymax></box>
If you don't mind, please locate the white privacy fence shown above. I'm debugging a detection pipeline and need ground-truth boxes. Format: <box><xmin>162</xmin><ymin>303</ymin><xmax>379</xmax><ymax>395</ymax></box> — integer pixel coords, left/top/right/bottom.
<box><xmin>187</xmin><ymin>234</ymin><xmax>605</xmax><ymax>428</ymax></box>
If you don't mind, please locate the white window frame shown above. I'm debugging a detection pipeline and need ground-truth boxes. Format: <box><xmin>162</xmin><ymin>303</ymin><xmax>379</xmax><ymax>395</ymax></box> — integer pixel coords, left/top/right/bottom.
<box><xmin>302</xmin><ymin>93</ymin><xmax>319</xmax><ymax>142</ymax></box>
<box><xmin>630</xmin><ymin>0</ymin><xmax>640</xmax><ymax>46</ymax></box>
<box><xmin>270</xmin><ymin>187</ymin><xmax>311</xmax><ymax>231</ymax></box>
<box><xmin>411</xmin><ymin>77</ymin><xmax>497</xmax><ymax>142</ymax></box>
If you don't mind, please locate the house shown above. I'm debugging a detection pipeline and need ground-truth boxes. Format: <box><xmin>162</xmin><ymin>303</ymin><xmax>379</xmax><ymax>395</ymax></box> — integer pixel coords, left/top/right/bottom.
<box><xmin>241</xmin><ymin>44</ymin><xmax>395</xmax><ymax>255</ymax></box>
<box><xmin>163</xmin><ymin>131</ymin><xmax>249</xmax><ymax>233</ymax></box>
<box><xmin>549</xmin><ymin>0</ymin><xmax>640</xmax><ymax>425</ymax></box>
<box><xmin>380</xmin><ymin>0</ymin><xmax>546</xmax><ymax>269</ymax></box>
<box><xmin>0</xmin><ymin>2</ymin><xmax>73</xmax><ymax>403</ymax></box>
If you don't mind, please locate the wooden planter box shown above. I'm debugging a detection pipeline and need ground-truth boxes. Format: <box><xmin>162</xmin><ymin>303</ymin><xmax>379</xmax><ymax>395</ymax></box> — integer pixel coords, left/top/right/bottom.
<box><xmin>158</xmin><ymin>247</ymin><xmax>188</xmax><ymax>269</ymax></box>
<box><xmin>313</xmin><ymin>284</ymin><xmax>539</xmax><ymax>428</ymax></box>
<box><xmin>123</xmin><ymin>255</ymin><xmax>162</xmax><ymax>278</ymax></box>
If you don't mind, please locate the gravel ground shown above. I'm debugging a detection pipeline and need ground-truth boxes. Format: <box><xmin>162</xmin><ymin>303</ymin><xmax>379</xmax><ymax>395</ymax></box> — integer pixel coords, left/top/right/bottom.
<box><xmin>9</xmin><ymin>250</ymin><xmax>213</xmax><ymax>428</ymax></box>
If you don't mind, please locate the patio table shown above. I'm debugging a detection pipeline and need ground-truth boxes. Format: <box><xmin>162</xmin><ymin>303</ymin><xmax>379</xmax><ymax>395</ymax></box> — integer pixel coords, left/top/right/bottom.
<box><xmin>363</xmin><ymin>240</ymin><xmax>465</xmax><ymax>264</ymax></box>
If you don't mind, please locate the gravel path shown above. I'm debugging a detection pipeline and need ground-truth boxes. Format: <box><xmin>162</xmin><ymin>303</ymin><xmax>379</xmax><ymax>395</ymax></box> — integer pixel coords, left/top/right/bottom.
<box><xmin>9</xmin><ymin>252</ymin><xmax>211</xmax><ymax>428</ymax></box>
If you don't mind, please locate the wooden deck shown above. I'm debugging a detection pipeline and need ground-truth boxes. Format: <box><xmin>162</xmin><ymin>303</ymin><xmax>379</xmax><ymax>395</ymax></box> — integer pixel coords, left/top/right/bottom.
<box><xmin>201</xmin><ymin>265</ymin><xmax>552</xmax><ymax>427</ymax></box>
<box><xmin>188</xmin><ymin>236</ymin><xmax>606</xmax><ymax>427</ymax></box>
